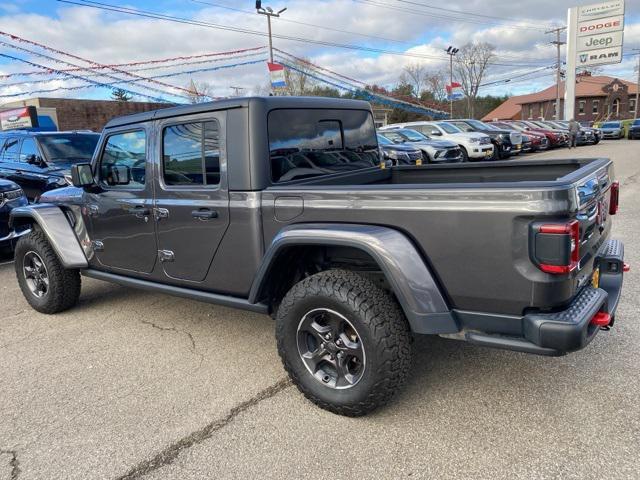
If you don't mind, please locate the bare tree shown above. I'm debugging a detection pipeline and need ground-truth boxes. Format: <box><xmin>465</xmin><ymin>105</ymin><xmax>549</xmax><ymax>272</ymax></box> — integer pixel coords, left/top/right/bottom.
<box><xmin>402</xmin><ymin>63</ymin><xmax>426</xmax><ymax>98</ymax></box>
<box><xmin>185</xmin><ymin>79</ymin><xmax>215</xmax><ymax>104</ymax></box>
<box><xmin>423</xmin><ymin>70</ymin><xmax>448</xmax><ymax>102</ymax></box>
<box><xmin>282</xmin><ymin>58</ymin><xmax>316</xmax><ymax>96</ymax></box>
<box><xmin>454</xmin><ymin>42</ymin><xmax>496</xmax><ymax>117</ymax></box>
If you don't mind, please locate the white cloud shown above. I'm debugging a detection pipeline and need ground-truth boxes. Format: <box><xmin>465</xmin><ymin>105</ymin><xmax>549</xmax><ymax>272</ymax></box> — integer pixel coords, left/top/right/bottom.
<box><xmin>0</xmin><ymin>1</ymin><xmax>637</xmax><ymax>102</ymax></box>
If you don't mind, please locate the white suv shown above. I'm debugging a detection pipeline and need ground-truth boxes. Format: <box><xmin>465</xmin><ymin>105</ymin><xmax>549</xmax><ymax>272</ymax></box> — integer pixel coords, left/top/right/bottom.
<box><xmin>384</xmin><ymin>121</ymin><xmax>494</xmax><ymax>161</ymax></box>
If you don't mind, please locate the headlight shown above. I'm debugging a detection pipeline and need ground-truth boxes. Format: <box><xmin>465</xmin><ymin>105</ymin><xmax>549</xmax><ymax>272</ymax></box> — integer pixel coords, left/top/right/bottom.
<box><xmin>0</xmin><ymin>188</ymin><xmax>24</xmax><ymax>206</ymax></box>
<box><xmin>385</xmin><ymin>150</ymin><xmax>399</xmax><ymax>160</ymax></box>
<box><xmin>434</xmin><ymin>149</ymin><xmax>446</xmax><ymax>159</ymax></box>
<box><xmin>469</xmin><ymin>137</ymin><xmax>480</xmax><ymax>144</ymax></box>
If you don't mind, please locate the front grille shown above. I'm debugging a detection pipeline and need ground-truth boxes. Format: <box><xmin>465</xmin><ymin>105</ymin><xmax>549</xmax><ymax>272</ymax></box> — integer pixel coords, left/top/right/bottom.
<box><xmin>408</xmin><ymin>151</ymin><xmax>422</xmax><ymax>162</ymax></box>
<box><xmin>479</xmin><ymin>137</ymin><xmax>491</xmax><ymax>145</ymax></box>
<box><xmin>509</xmin><ymin>132</ymin><xmax>522</xmax><ymax>145</ymax></box>
<box><xmin>444</xmin><ymin>148</ymin><xmax>461</xmax><ymax>159</ymax></box>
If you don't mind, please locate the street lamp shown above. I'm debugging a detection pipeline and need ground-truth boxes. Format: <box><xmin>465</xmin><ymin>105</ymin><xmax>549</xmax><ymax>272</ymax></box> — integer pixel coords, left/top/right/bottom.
<box><xmin>445</xmin><ymin>46</ymin><xmax>459</xmax><ymax>118</ymax></box>
<box><xmin>256</xmin><ymin>1</ymin><xmax>287</xmax><ymax>63</ymax></box>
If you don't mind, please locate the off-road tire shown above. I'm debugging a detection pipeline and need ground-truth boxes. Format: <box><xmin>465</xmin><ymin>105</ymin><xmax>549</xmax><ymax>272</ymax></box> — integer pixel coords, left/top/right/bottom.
<box><xmin>15</xmin><ymin>231</ymin><xmax>81</xmax><ymax>314</ymax></box>
<box><xmin>276</xmin><ymin>269</ymin><xmax>412</xmax><ymax>416</ymax></box>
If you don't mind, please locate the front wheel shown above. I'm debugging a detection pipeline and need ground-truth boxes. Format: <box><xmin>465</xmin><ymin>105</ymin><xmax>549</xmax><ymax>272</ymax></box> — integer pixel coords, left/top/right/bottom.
<box><xmin>15</xmin><ymin>230</ymin><xmax>81</xmax><ymax>314</ymax></box>
<box><xmin>276</xmin><ymin>269</ymin><xmax>412</xmax><ymax>416</ymax></box>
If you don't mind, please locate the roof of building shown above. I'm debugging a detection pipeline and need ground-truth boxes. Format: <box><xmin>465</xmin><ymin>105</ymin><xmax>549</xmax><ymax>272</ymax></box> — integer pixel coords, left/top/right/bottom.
<box><xmin>481</xmin><ymin>97</ymin><xmax>523</xmax><ymax>121</ymax></box>
<box><xmin>514</xmin><ymin>76</ymin><xmax>638</xmax><ymax>105</ymax></box>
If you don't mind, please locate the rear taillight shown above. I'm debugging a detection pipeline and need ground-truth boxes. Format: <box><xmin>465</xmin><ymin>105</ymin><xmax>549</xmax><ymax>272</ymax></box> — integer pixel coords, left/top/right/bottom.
<box><xmin>609</xmin><ymin>181</ymin><xmax>619</xmax><ymax>215</ymax></box>
<box><xmin>535</xmin><ymin>220</ymin><xmax>580</xmax><ymax>274</ymax></box>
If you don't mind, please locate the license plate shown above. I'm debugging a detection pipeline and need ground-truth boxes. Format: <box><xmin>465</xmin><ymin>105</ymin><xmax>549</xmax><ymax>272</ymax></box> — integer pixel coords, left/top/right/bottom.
<box><xmin>515</xmin><ymin>144</ymin><xmax>521</xmax><ymax>151</ymax></box>
<box><xmin>592</xmin><ymin>268</ymin><xmax>600</xmax><ymax>288</ymax></box>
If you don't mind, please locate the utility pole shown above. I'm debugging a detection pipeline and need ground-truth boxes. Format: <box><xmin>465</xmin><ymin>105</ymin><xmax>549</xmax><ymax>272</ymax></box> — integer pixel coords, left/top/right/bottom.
<box><xmin>445</xmin><ymin>46</ymin><xmax>459</xmax><ymax>119</ymax></box>
<box><xmin>546</xmin><ymin>26</ymin><xmax>566</xmax><ymax>120</ymax></box>
<box><xmin>230</xmin><ymin>86</ymin><xmax>246</xmax><ymax>96</ymax></box>
<box><xmin>256</xmin><ymin>1</ymin><xmax>287</xmax><ymax>64</ymax></box>
<box><xmin>634</xmin><ymin>49</ymin><xmax>640</xmax><ymax>120</ymax></box>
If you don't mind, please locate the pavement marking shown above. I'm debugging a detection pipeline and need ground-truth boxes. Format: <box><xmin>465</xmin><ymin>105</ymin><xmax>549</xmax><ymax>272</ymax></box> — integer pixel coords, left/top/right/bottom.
<box><xmin>0</xmin><ymin>261</ymin><xmax>14</xmax><ymax>267</ymax></box>
<box><xmin>116</xmin><ymin>378</ymin><xmax>292</xmax><ymax>480</ymax></box>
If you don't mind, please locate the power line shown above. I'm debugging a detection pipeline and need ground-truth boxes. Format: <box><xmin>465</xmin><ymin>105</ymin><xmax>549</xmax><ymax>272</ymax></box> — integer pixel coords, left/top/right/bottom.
<box><xmin>57</xmin><ymin>0</ymin><xmax>551</xmax><ymax>68</ymax></box>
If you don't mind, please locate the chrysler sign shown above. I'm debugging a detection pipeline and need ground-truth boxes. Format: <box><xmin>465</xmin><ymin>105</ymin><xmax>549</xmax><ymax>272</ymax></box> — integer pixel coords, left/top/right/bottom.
<box><xmin>578</xmin><ymin>0</ymin><xmax>624</xmax><ymax>21</ymax></box>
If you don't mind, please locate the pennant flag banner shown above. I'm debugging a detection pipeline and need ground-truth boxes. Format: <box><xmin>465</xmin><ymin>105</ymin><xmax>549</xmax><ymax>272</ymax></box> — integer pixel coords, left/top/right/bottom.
<box><xmin>446</xmin><ymin>82</ymin><xmax>464</xmax><ymax>100</ymax></box>
<box><xmin>268</xmin><ymin>62</ymin><xmax>286</xmax><ymax>89</ymax></box>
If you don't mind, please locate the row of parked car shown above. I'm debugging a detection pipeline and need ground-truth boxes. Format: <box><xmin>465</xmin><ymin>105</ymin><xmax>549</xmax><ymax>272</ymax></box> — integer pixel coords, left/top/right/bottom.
<box><xmin>376</xmin><ymin>118</ymin><xmax>612</xmax><ymax>166</ymax></box>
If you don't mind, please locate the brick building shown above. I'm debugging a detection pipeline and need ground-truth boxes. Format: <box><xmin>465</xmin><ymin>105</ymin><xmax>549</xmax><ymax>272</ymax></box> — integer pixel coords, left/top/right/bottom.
<box><xmin>483</xmin><ymin>74</ymin><xmax>638</xmax><ymax>122</ymax></box>
<box><xmin>0</xmin><ymin>97</ymin><xmax>171</xmax><ymax>132</ymax></box>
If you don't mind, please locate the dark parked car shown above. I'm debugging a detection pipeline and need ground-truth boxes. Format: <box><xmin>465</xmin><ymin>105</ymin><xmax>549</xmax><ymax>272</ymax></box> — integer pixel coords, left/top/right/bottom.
<box><xmin>8</xmin><ymin>97</ymin><xmax>626</xmax><ymax>416</ymax></box>
<box><xmin>376</xmin><ymin>134</ymin><xmax>423</xmax><ymax>165</ymax></box>
<box><xmin>0</xmin><ymin>179</ymin><xmax>28</xmax><ymax>252</ymax></box>
<box><xmin>0</xmin><ymin>130</ymin><xmax>100</xmax><ymax>201</ymax></box>
<box><xmin>600</xmin><ymin>121</ymin><xmax>625</xmax><ymax>139</ymax></box>
<box><xmin>489</xmin><ymin>121</ymin><xmax>549</xmax><ymax>151</ymax></box>
<box><xmin>629</xmin><ymin>119</ymin><xmax>640</xmax><ymax>139</ymax></box>
<box><xmin>445</xmin><ymin>119</ymin><xmax>522</xmax><ymax>160</ymax></box>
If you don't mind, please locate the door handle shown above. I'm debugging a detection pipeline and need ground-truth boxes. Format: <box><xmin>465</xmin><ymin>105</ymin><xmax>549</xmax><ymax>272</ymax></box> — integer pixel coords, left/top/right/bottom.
<box><xmin>191</xmin><ymin>208</ymin><xmax>218</xmax><ymax>220</ymax></box>
<box><xmin>127</xmin><ymin>206</ymin><xmax>151</xmax><ymax>218</ymax></box>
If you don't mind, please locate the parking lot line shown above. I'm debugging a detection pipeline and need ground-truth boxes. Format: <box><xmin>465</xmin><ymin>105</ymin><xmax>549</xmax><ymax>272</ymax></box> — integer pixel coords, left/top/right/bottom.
<box><xmin>0</xmin><ymin>260</ymin><xmax>14</xmax><ymax>266</ymax></box>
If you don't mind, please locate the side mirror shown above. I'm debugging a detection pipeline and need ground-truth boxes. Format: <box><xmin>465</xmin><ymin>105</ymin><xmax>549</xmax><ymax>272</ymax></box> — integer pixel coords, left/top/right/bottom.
<box><xmin>26</xmin><ymin>154</ymin><xmax>45</xmax><ymax>166</ymax></box>
<box><xmin>71</xmin><ymin>163</ymin><xmax>95</xmax><ymax>187</ymax></box>
<box><xmin>106</xmin><ymin>164</ymin><xmax>131</xmax><ymax>186</ymax></box>
<box><xmin>430</xmin><ymin>130</ymin><xmax>442</xmax><ymax>136</ymax></box>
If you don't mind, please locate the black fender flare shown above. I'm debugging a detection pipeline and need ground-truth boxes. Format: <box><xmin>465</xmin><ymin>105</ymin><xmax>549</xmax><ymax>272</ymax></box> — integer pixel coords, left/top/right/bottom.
<box><xmin>249</xmin><ymin>223</ymin><xmax>458</xmax><ymax>335</ymax></box>
<box><xmin>9</xmin><ymin>204</ymin><xmax>88</xmax><ymax>269</ymax></box>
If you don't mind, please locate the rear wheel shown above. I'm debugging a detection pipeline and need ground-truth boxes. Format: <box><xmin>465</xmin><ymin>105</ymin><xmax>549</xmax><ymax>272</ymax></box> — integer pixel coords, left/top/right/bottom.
<box><xmin>15</xmin><ymin>231</ymin><xmax>81</xmax><ymax>314</ymax></box>
<box><xmin>276</xmin><ymin>269</ymin><xmax>412</xmax><ymax>416</ymax></box>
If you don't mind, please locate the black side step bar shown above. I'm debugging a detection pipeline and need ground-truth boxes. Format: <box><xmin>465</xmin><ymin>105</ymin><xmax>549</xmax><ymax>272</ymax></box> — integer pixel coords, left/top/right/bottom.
<box><xmin>464</xmin><ymin>332</ymin><xmax>564</xmax><ymax>357</ymax></box>
<box><xmin>81</xmin><ymin>269</ymin><xmax>269</xmax><ymax>314</ymax></box>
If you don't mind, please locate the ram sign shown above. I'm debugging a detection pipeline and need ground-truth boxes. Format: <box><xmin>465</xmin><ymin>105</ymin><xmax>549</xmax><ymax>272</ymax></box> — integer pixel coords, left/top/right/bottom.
<box><xmin>574</xmin><ymin>0</ymin><xmax>624</xmax><ymax>67</ymax></box>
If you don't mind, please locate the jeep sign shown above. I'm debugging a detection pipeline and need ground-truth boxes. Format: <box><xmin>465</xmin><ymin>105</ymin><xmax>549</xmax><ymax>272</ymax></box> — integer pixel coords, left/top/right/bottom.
<box><xmin>577</xmin><ymin>30</ymin><xmax>623</xmax><ymax>52</ymax></box>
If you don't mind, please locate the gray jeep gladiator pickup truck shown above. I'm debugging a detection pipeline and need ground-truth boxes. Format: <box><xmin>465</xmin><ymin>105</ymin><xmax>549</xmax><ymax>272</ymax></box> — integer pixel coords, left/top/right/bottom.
<box><xmin>9</xmin><ymin>97</ymin><xmax>627</xmax><ymax>416</ymax></box>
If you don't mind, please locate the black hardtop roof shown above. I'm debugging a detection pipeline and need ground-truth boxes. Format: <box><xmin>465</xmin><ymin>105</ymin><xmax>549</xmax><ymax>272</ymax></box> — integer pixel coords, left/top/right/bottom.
<box><xmin>104</xmin><ymin>96</ymin><xmax>372</xmax><ymax>129</ymax></box>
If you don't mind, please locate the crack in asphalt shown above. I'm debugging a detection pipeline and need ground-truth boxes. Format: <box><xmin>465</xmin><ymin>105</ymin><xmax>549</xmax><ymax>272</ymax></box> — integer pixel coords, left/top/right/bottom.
<box><xmin>140</xmin><ymin>320</ymin><xmax>204</xmax><ymax>368</ymax></box>
<box><xmin>0</xmin><ymin>450</ymin><xmax>21</xmax><ymax>480</ymax></box>
<box><xmin>115</xmin><ymin>377</ymin><xmax>292</xmax><ymax>480</ymax></box>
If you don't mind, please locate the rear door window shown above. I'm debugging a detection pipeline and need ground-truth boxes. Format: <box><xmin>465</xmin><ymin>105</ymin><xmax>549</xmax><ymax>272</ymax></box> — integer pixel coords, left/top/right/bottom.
<box><xmin>20</xmin><ymin>138</ymin><xmax>39</xmax><ymax>162</ymax></box>
<box><xmin>268</xmin><ymin>109</ymin><xmax>380</xmax><ymax>183</ymax></box>
<box><xmin>162</xmin><ymin>120</ymin><xmax>220</xmax><ymax>186</ymax></box>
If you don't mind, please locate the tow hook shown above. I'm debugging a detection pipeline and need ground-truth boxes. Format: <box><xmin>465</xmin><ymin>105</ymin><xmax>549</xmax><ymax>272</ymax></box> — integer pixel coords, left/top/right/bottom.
<box><xmin>623</xmin><ymin>263</ymin><xmax>630</xmax><ymax>272</ymax></box>
<box><xmin>591</xmin><ymin>312</ymin><xmax>612</xmax><ymax>331</ymax></box>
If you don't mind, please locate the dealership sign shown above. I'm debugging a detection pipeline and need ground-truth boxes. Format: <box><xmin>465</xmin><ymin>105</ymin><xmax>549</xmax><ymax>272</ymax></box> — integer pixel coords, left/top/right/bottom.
<box><xmin>446</xmin><ymin>82</ymin><xmax>464</xmax><ymax>101</ymax></box>
<box><xmin>0</xmin><ymin>107</ymin><xmax>38</xmax><ymax>131</ymax></box>
<box><xmin>574</xmin><ymin>0</ymin><xmax>624</xmax><ymax>67</ymax></box>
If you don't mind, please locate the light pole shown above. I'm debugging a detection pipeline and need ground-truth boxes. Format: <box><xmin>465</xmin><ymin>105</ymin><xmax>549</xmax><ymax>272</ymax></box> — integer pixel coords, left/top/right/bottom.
<box><xmin>634</xmin><ymin>49</ymin><xmax>640</xmax><ymax>120</ymax></box>
<box><xmin>445</xmin><ymin>46</ymin><xmax>459</xmax><ymax>118</ymax></box>
<box><xmin>256</xmin><ymin>1</ymin><xmax>287</xmax><ymax>64</ymax></box>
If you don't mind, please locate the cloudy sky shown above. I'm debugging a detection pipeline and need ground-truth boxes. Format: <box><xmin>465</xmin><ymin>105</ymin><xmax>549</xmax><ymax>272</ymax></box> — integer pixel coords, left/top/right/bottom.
<box><xmin>0</xmin><ymin>0</ymin><xmax>638</xmax><ymax>103</ymax></box>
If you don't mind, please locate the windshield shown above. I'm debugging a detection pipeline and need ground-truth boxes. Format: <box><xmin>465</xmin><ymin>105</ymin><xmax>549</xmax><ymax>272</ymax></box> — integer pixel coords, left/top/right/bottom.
<box><xmin>506</xmin><ymin>122</ymin><xmax>525</xmax><ymax>131</ymax></box>
<box><xmin>601</xmin><ymin>122</ymin><xmax>620</xmax><ymax>128</ymax></box>
<box><xmin>377</xmin><ymin>134</ymin><xmax>393</xmax><ymax>145</ymax></box>
<box><xmin>436</xmin><ymin>122</ymin><xmax>461</xmax><ymax>134</ymax></box>
<box><xmin>269</xmin><ymin>109</ymin><xmax>380</xmax><ymax>183</ymax></box>
<box><xmin>38</xmin><ymin>134</ymin><xmax>100</xmax><ymax>162</ymax></box>
<box><xmin>483</xmin><ymin>123</ymin><xmax>502</xmax><ymax>131</ymax></box>
<box><xmin>634</xmin><ymin>120</ymin><xmax>640</xmax><ymax>126</ymax></box>
<box><xmin>465</xmin><ymin>119</ymin><xmax>488</xmax><ymax>130</ymax></box>
<box><xmin>397</xmin><ymin>129</ymin><xmax>427</xmax><ymax>141</ymax></box>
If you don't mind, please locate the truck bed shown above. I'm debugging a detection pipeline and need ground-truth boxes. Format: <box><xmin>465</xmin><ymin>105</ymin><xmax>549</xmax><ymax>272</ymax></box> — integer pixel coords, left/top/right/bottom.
<box><xmin>261</xmin><ymin>157</ymin><xmax>614</xmax><ymax>316</ymax></box>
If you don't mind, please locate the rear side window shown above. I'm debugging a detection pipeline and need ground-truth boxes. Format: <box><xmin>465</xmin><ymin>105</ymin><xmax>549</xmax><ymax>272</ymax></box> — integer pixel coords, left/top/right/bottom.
<box><xmin>162</xmin><ymin>120</ymin><xmax>220</xmax><ymax>186</ymax></box>
<box><xmin>269</xmin><ymin>109</ymin><xmax>380</xmax><ymax>183</ymax></box>
<box><xmin>1</xmin><ymin>138</ymin><xmax>20</xmax><ymax>162</ymax></box>
<box><xmin>99</xmin><ymin>130</ymin><xmax>146</xmax><ymax>188</ymax></box>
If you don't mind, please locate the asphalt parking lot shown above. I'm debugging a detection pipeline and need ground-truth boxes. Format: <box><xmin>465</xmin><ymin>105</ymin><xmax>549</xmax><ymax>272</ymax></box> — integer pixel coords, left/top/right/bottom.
<box><xmin>1</xmin><ymin>140</ymin><xmax>639</xmax><ymax>480</ymax></box>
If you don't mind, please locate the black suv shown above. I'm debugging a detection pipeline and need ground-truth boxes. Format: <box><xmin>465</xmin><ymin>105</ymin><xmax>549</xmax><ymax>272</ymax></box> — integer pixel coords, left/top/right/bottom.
<box><xmin>0</xmin><ymin>131</ymin><xmax>100</xmax><ymax>201</ymax></box>
<box><xmin>0</xmin><ymin>178</ymin><xmax>28</xmax><ymax>252</ymax></box>
<box><xmin>445</xmin><ymin>119</ymin><xmax>522</xmax><ymax>160</ymax></box>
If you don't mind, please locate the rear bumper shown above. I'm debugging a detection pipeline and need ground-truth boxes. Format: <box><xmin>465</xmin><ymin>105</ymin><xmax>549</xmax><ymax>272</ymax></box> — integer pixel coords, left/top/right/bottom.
<box><xmin>449</xmin><ymin>239</ymin><xmax>625</xmax><ymax>356</ymax></box>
